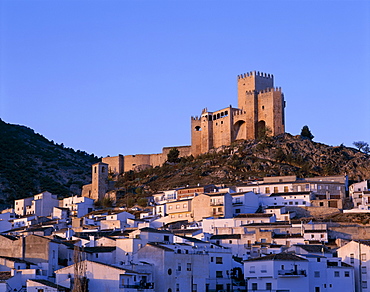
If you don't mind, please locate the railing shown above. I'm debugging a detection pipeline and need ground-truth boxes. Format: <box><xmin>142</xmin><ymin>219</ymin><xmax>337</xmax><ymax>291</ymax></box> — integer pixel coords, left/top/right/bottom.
<box><xmin>121</xmin><ymin>282</ymin><xmax>154</xmax><ymax>289</ymax></box>
<box><xmin>278</xmin><ymin>269</ymin><xmax>306</xmax><ymax>276</ymax></box>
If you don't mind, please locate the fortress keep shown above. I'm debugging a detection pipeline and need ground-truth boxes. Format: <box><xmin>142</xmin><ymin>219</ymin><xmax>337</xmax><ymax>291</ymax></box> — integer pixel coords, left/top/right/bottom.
<box><xmin>191</xmin><ymin>71</ymin><xmax>285</xmax><ymax>156</ymax></box>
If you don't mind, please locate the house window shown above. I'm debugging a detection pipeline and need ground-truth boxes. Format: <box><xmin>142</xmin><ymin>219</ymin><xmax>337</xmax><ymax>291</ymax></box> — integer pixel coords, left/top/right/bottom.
<box><xmin>362</xmin><ymin>266</ymin><xmax>367</xmax><ymax>274</ymax></box>
<box><xmin>250</xmin><ymin>266</ymin><xmax>255</xmax><ymax>273</ymax></box>
<box><xmin>345</xmin><ymin>271</ymin><xmax>350</xmax><ymax>277</ymax></box>
<box><xmin>168</xmin><ymin>269</ymin><xmax>172</xmax><ymax>275</ymax></box>
<box><xmin>177</xmin><ymin>263</ymin><xmax>181</xmax><ymax>271</ymax></box>
<box><xmin>169</xmin><ymin>206</ymin><xmax>173</xmax><ymax>210</ymax></box>
<box><xmin>362</xmin><ymin>253</ymin><xmax>367</xmax><ymax>261</ymax></box>
<box><xmin>176</xmin><ymin>284</ymin><xmax>179</xmax><ymax>292</ymax></box>
<box><xmin>334</xmin><ymin>271</ymin><xmax>340</xmax><ymax>277</ymax></box>
<box><xmin>176</xmin><ymin>205</ymin><xmax>180</xmax><ymax>209</ymax></box>
<box><xmin>183</xmin><ymin>203</ymin><xmax>187</xmax><ymax>208</ymax></box>
<box><xmin>274</xmin><ymin>187</ymin><xmax>278</xmax><ymax>193</ymax></box>
<box><xmin>314</xmin><ymin>271</ymin><xmax>320</xmax><ymax>277</ymax></box>
<box><xmin>261</xmin><ymin>265</ymin><xmax>267</xmax><ymax>273</ymax></box>
<box><xmin>187</xmin><ymin>263</ymin><xmax>191</xmax><ymax>271</ymax></box>
<box><xmin>216</xmin><ymin>257</ymin><xmax>223</xmax><ymax>264</ymax></box>
<box><xmin>265</xmin><ymin>187</ymin><xmax>270</xmax><ymax>194</ymax></box>
<box><xmin>363</xmin><ymin>281</ymin><xmax>368</xmax><ymax>289</ymax></box>
<box><xmin>284</xmin><ymin>186</ymin><xmax>289</xmax><ymax>192</ymax></box>
<box><xmin>216</xmin><ymin>271</ymin><xmax>223</xmax><ymax>278</ymax></box>
<box><xmin>350</xmin><ymin>254</ymin><xmax>355</xmax><ymax>264</ymax></box>
<box><xmin>164</xmin><ymin>235</ymin><xmax>169</xmax><ymax>242</ymax></box>
<box><xmin>251</xmin><ymin>283</ymin><xmax>258</xmax><ymax>290</ymax></box>
<box><xmin>266</xmin><ymin>283</ymin><xmax>272</xmax><ymax>290</ymax></box>
<box><xmin>235</xmin><ymin>209</ymin><xmax>240</xmax><ymax>214</ymax></box>
<box><xmin>210</xmin><ymin>257</ymin><xmax>213</xmax><ymax>262</ymax></box>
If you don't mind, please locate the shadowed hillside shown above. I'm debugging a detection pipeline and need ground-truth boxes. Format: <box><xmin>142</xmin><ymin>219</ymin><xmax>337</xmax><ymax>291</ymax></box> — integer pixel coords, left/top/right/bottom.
<box><xmin>116</xmin><ymin>133</ymin><xmax>370</xmax><ymax>195</ymax></box>
<box><xmin>0</xmin><ymin>119</ymin><xmax>99</xmax><ymax>204</ymax></box>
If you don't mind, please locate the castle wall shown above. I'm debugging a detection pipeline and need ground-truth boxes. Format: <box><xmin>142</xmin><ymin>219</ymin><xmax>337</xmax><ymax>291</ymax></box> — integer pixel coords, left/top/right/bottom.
<box><xmin>123</xmin><ymin>154</ymin><xmax>151</xmax><ymax>172</ymax></box>
<box><xmin>102</xmin><ymin>155</ymin><xmax>124</xmax><ymax>176</ymax></box>
<box><xmin>162</xmin><ymin>146</ymin><xmax>192</xmax><ymax>159</ymax></box>
<box><xmin>210</xmin><ymin>107</ymin><xmax>233</xmax><ymax>149</ymax></box>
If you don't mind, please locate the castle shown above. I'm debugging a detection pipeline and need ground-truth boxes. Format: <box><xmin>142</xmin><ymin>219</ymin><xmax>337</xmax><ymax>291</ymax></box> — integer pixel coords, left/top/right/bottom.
<box><xmin>82</xmin><ymin>71</ymin><xmax>286</xmax><ymax>200</ymax></box>
<box><xmin>191</xmin><ymin>71</ymin><xmax>285</xmax><ymax>156</ymax></box>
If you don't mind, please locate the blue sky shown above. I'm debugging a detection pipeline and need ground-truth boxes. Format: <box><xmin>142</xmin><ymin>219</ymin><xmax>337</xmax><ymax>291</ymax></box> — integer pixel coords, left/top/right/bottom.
<box><xmin>1</xmin><ymin>0</ymin><xmax>369</xmax><ymax>157</ymax></box>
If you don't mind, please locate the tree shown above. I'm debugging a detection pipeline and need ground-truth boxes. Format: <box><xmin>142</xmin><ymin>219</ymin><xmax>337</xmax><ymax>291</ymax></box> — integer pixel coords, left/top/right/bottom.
<box><xmin>300</xmin><ymin>125</ymin><xmax>314</xmax><ymax>140</ymax></box>
<box><xmin>167</xmin><ymin>148</ymin><xmax>180</xmax><ymax>163</ymax></box>
<box><xmin>353</xmin><ymin>141</ymin><xmax>369</xmax><ymax>152</ymax></box>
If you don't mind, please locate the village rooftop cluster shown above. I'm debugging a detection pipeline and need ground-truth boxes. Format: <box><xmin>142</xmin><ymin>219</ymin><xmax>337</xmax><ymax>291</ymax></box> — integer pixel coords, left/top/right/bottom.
<box><xmin>0</xmin><ymin>174</ymin><xmax>369</xmax><ymax>292</ymax></box>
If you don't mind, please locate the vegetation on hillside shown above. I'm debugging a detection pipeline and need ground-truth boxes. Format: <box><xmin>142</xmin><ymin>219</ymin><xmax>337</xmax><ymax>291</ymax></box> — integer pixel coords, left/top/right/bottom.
<box><xmin>114</xmin><ymin>133</ymin><xmax>370</xmax><ymax>199</ymax></box>
<box><xmin>0</xmin><ymin>119</ymin><xmax>99</xmax><ymax>204</ymax></box>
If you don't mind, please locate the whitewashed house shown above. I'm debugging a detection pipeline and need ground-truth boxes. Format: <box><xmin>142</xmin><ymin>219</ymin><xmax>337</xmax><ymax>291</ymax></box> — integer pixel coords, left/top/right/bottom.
<box><xmin>244</xmin><ymin>253</ymin><xmax>354</xmax><ymax>292</ymax></box>
<box><xmin>55</xmin><ymin>260</ymin><xmax>154</xmax><ymax>292</ymax></box>
<box><xmin>337</xmin><ymin>240</ymin><xmax>370</xmax><ymax>292</ymax></box>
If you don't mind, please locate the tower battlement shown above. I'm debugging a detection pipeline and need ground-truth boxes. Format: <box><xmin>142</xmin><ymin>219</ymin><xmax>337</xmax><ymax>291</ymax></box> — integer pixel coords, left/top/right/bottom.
<box><xmin>237</xmin><ymin>71</ymin><xmax>273</xmax><ymax>80</ymax></box>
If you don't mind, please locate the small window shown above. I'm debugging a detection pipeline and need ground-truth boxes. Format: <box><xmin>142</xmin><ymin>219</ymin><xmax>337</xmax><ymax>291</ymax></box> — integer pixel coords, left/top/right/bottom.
<box><xmin>251</xmin><ymin>283</ymin><xmax>258</xmax><ymax>290</ymax></box>
<box><xmin>168</xmin><ymin>268</ymin><xmax>172</xmax><ymax>275</ymax></box>
<box><xmin>362</xmin><ymin>253</ymin><xmax>367</xmax><ymax>261</ymax></box>
<box><xmin>314</xmin><ymin>271</ymin><xmax>320</xmax><ymax>277</ymax></box>
<box><xmin>187</xmin><ymin>263</ymin><xmax>191</xmax><ymax>271</ymax></box>
<box><xmin>345</xmin><ymin>271</ymin><xmax>350</xmax><ymax>277</ymax></box>
<box><xmin>350</xmin><ymin>254</ymin><xmax>355</xmax><ymax>264</ymax></box>
<box><xmin>216</xmin><ymin>271</ymin><xmax>223</xmax><ymax>278</ymax></box>
<box><xmin>216</xmin><ymin>257</ymin><xmax>223</xmax><ymax>264</ymax></box>
<box><xmin>334</xmin><ymin>271</ymin><xmax>340</xmax><ymax>277</ymax></box>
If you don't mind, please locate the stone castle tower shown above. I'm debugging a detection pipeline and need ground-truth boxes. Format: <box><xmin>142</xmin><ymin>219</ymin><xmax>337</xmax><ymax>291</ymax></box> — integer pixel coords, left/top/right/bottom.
<box><xmin>191</xmin><ymin>71</ymin><xmax>285</xmax><ymax>156</ymax></box>
<box><xmin>91</xmin><ymin>162</ymin><xmax>109</xmax><ymax>201</ymax></box>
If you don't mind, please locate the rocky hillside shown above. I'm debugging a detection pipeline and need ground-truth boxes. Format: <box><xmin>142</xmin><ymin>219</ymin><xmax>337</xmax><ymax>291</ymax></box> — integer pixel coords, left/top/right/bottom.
<box><xmin>0</xmin><ymin>119</ymin><xmax>99</xmax><ymax>204</ymax></box>
<box><xmin>116</xmin><ymin>133</ymin><xmax>370</xmax><ymax>195</ymax></box>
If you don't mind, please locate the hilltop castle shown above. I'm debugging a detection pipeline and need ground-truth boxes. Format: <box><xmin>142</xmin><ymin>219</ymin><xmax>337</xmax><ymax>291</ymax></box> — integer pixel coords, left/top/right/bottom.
<box><xmin>191</xmin><ymin>71</ymin><xmax>285</xmax><ymax>156</ymax></box>
<box><xmin>82</xmin><ymin>71</ymin><xmax>286</xmax><ymax>200</ymax></box>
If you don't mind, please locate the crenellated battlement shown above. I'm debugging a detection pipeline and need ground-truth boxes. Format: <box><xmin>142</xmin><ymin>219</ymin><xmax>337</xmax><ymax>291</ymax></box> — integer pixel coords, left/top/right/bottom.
<box><xmin>232</xmin><ymin>109</ymin><xmax>246</xmax><ymax>116</ymax></box>
<box><xmin>237</xmin><ymin>70</ymin><xmax>273</xmax><ymax>80</ymax></box>
<box><xmin>244</xmin><ymin>87</ymin><xmax>282</xmax><ymax>95</ymax></box>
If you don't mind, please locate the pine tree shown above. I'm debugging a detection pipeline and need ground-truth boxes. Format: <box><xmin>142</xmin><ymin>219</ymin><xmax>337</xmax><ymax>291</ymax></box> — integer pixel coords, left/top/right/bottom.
<box><xmin>300</xmin><ymin>125</ymin><xmax>314</xmax><ymax>140</ymax></box>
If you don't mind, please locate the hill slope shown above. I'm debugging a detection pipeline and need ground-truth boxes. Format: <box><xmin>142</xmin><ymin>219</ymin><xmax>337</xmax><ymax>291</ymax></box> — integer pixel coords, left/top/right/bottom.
<box><xmin>116</xmin><ymin>133</ymin><xmax>370</xmax><ymax>194</ymax></box>
<box><xmin>0</xmin><ymin>119</ymin><xmax>99</xmax><ymax>204</ymax></box>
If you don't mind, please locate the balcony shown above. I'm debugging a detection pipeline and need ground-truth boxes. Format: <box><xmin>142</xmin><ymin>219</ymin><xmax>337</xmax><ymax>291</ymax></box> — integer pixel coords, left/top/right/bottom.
<box><xmin>121</xmin><ymin>282</ymin><xmax>154</xmax><ymax>289</ymax></box>
<box><xmin>210</xmin><ymin>202</ymin><xmax>224</xmax><ymax>206</ymax></box>
<box><xmin>278</xmin><ymin>269</ymin><xmax>306</xmax><ymax>277</ymax></box>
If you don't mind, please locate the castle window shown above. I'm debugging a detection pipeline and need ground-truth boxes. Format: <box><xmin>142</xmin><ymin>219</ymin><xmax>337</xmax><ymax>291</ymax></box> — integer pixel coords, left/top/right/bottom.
<box><xmin>225</xmin><ymin>110</ymin><xmax>228</xmax><ymax>116</ymax></box>
<box><xmin>102</xmin><ymin>167</ymin><xmax>105</xmax><ymax>173</ymax></box>
<box><xmin>221</xmin><ymin>121</ymin><xmax>223</xmax><ymax>124</ymax></box>
<box><xmin>262</xmin><ymin>106</ymin><xmax>265</xmax><ymax>110</ymax></box>
<box><xmin>208</xmin><ymin>115</ymin><xmax>212</xmax><ymax>121</ymax></box>
<box><xmin>217</xmin><ymin>113</ymin><xmax>220</xmax><ymax>119</ymax></box>
<box><xmin>195</xmin><ymin>126</ymin><xmax>201</xmax><ymax>131</ymax></box>
<box><xmin>94</xmin><ymin>167</ymin><xmax>97</xmax><ymax>173</ymax></box>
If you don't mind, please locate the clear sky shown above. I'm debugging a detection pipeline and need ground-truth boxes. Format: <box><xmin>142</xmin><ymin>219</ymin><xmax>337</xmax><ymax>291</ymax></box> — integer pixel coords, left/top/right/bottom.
<box><xmin>1</xmin><ymin>0</ymin><xmax>369</xmax><ymax>158</ymax></box>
